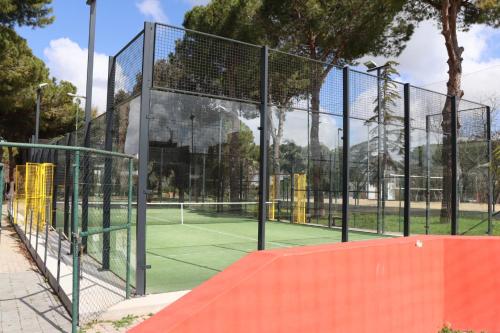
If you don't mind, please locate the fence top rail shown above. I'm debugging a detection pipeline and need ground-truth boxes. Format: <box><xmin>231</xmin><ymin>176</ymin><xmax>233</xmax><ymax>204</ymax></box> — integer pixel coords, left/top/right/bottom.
<box><xmin>0</xmin><ymin>141</ymin><xmax>136</xmax><ymax>159</ymax></box>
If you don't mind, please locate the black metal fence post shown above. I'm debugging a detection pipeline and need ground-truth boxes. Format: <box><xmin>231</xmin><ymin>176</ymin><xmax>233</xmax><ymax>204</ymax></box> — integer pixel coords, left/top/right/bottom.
<box><xmin>486</xmin><ymin>106</ymin><xmax>493</xmax><ymax>235</ymax></box>
<box><xmin>81</xmin><ymin>122</ymin><xmax>91</xmax><ymax>252</ymax></box>
<box><xmin>57</xmin><ymin>229</ymin><xmax>62</xmax><ymax>287</ymax></box>
<box><xmin>136</xmin><ymin>22</ymin><xmax>155</xmax><ymax>295</ymax></box>
<box><xmin>44</xmin><ymin>211</ymin><xmax>49</xmax><ymax>266</ymax></box>
<box><xmin>342</xmin><ymin>66</ymin><xmax>350</xmax><ymax>242</ymax></box>
<box><xmin>102</xmin><ymin>55</ymin><xmax>115</xmax><ymax>270</ymax></box>
<box><xmin>52</xmin><ymin>149</ymin><xmax>59</xmax><ymax>228</ymax></box>
<box><xmin>257</xmin><ymin>45</ymin><xmax>269</xmax><ymax>251</ymax></box>
<box><xmin>63</xmin><ymin>133</ymin><xmax>72</xmax><ymax>237</ymax></box>
<box><xmin>451</xmin><ymin>96</ymin><xmax>458</xmax><ymax>235</ymax></box>
<box><xmin>403</xmin><ymin>84</ymin><xmax>411</xmax><ymax>236</ymax></box>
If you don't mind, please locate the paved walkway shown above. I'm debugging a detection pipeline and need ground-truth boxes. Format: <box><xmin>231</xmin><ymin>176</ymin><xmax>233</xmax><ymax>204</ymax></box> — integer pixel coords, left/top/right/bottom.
<box><xmin>0</xmin><ymin>222</ymin><xmax>71</xmax><ymax>333</ymax></box>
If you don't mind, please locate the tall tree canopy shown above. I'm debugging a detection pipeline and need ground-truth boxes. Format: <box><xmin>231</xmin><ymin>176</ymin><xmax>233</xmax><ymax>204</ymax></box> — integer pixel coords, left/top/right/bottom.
<box><xmin>184</xmin><ymin>0</ymin><xmax>414</xmax><ymax>216</ymax></box>
<box><xmin>0</xmin><ymin>30</ymin><xmax>78</xmax><ymax>188</ymax></box>
<box><xmin>0</xmin><ymin>0</ymin><xmax>54</xmax><ymax>28</ymax></box>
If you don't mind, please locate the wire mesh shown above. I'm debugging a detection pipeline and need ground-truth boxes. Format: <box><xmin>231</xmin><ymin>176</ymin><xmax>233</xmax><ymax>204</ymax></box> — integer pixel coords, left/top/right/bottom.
<box><xmin>154</xmin><ymin>24</ymin><xmax>261</xmax><ymax>103</ymax></box>
<box><xmin>77</xmin><ymin>153</ymin><xmax>133</xmax><ymax>325</ymax></box>
<box><xmin>114</xmin><ymin>31</ymin><xmax>144</xmax><ymax>105</ymax></box>
<box><xmin>3</xmin><ymin>143</ymin><xmax>135</xmax><ymax>331</ymax></box>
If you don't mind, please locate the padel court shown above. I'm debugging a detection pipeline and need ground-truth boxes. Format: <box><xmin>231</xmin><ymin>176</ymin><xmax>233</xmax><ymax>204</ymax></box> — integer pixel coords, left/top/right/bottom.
<box><xmin>142</xmin><ymin>203</ymin><xmax>384</xmax><ymax>293</ymax></box>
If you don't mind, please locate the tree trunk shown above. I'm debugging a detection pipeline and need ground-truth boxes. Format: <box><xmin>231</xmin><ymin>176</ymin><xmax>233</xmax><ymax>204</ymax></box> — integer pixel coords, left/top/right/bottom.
<box><xmin>310</xmin><ymin>86</ymin><xmax>324</xmax><ymax>218</ymax></box>
<box><xmin>440</xmin><ymin>0</ymin><xmax>464</xmax><ymax>223</ymax></box>
<box><xmin>271</xmin><ymin>108</ymin><xmax>286</xmax><ymax>200</ymax></box>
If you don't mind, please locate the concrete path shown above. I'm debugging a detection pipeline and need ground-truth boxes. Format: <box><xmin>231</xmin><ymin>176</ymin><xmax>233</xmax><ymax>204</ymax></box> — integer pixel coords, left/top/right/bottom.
<box><xmin>0</xmin><ymin>223</ymin><xmax>71</xmax><ymax>333</ymax></box>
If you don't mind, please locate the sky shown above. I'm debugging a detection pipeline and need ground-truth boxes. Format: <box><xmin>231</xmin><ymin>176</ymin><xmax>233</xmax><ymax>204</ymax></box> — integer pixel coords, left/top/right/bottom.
<box><xmin>15</xmin><ymin>0</ymin><xmax>500</xmax><ymax>114</ymax></box>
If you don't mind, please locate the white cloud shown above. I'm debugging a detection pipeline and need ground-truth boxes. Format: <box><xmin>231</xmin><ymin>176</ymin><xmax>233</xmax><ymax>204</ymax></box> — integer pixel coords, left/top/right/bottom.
<box><xmin>358</xmin><ymin>20</ymin><xmax>500</xmax><ymax>104</ymax></box>
<box><xmin>136</xmin><ymin>0</ymin><xmax>168</xmax><ymax>23</ymax></box>
<box><xmin>44</xmin><ymin>38</ymin><xmax>109</xmax><ymax>114</ymax></box>
<box><xmin>183</xmin><ymin>0</ymin><xmax>210</xmax><ymax>5</ymax></box>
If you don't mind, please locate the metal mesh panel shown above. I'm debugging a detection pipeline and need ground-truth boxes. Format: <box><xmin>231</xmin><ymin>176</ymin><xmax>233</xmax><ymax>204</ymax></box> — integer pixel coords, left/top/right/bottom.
<box><xmin>87</xmin><ymin>113</ymin><xmax>107</xmax><ymax>150</ymax></box>
<box><xmin>267</xmin><ymin>50</ymin><xmax>343</xmax><ymax>116</ymax></box>
<box><xmin>154</xmin><ymin>24</ymin><xmax>261</xmax><ymax>103</ymax></box>
<box><xmin>114</xmin><ymin>31</ymin><xmax>144</xmax><ymax>105</ymax></box>
<box><xmin>410</xmin><ymin>86</ymin><xmax>448</xmax><ymax>130</ymax></box>
<box><xmin>78</xmin><ymin>153</ymin><xmax>133</xmax><ymax>324</ymax></box>
<box><xmin>457</xmin><ymin>107</ymin><xmax>489</xmax><ymax>235</ymax></box>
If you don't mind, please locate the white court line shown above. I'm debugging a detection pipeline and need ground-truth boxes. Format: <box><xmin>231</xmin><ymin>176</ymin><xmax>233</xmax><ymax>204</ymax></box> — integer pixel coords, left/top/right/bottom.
<box><xmin>146</xmin><ymin>214</ymin><xmax>290</xmax><ymax>248</ymax></box>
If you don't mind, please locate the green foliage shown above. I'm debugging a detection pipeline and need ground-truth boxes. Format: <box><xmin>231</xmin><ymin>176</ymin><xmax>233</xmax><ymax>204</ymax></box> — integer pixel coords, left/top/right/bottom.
<box><xmin>404</xmin><ymin>0</ymin><xmax>500</xmax><ymax>30</ymax></box>
<box><xmin>39</xmin><ymin>79</ymin><xmax>82</xmax><ymax>138</ymax></box>
<box><xmin>259</xmin><ymin>0</ymin><xmax>413</xmax><ymax>61</ymax></box>
<box><xmin>438</xmin><ymin>324</ymin><xmax>484</xmax><ymax>333</ymax></box>
<box><xmin>0</xmin><ymin>27</ymin><xmax>48</xmax><ymax>142</ymax></box>
<box><xmin>0</xmin><ymin>27</ymin><xmax>79</xmax><ymax>143</ymax></box>
<box><xmin>0</xmin><ymin>0</ymin><xmax>54</xmax><ymax>28</ymax></box>
<box><xmin>111</xmin><ymin>314</ymin><xmax>138</xmax><ymax>329</ymax></box>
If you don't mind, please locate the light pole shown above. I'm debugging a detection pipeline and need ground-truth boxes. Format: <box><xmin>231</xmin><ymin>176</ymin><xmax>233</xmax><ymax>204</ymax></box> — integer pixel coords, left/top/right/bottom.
<box><xmin>214</xmin><ymin>105</ymin><xmax>229</xmax><ymax>202</ymax></box>
<box><xmin>35</xmin><ymin>83</ymin><xmax>48</xmax><ymax>143</ymax></box>
<box><xmin>189</xmin><ymin>114</ymin><xmax>195</xmax><ymax>202</ymax></box>
<box><xmin>67</xmin><ymin>93</ymin><xmax>86</xmax><ymax>145</ymax></box>
<box><xmin>85</xmin><ymin>0</ymin><xmax>97</xmax><ymax>124</ymax></box>
<box><xmin>365</xmin><ymin>60</ymin><xmax>389</xmax><ymax>234</ymax></box>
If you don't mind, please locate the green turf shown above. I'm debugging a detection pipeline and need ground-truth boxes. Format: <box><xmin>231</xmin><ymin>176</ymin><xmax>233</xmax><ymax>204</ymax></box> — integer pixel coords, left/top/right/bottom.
<box><xmin>52</xmin><ymin>202</ymin><xmax>498</xmax><ymax>294</ymax></box>
<box><xmin>143</xmin><ymin>207</ymin><xmax>385</xmax><ymax>293</ymax></box>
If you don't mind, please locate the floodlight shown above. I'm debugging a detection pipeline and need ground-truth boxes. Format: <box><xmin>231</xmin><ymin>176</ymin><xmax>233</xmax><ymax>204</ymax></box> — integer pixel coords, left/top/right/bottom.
<box><xmin>364</xmin><ymin>60</ymin><xmax>377</xmax><ymax>70</ymax></box>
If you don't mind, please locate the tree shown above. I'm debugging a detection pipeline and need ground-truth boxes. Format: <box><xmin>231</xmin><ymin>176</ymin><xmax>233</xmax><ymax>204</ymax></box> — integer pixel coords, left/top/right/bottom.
<box><xmin>0</xmin><ymin>29</ymin><xmax>80</xmax><ymax>195</ymax></box>
<box><xmin>0</xmin><ymin>0</ymin><xmax>54</xmax><ymax>28</ymax></box>
<box><xmin>0</xmin><ymin>27</ymin><xmax>47</xmax><ymax>187</ymax></box>
<box><xmin>184</xmin><ymin>0</ymin><xmax>414</xmax><ymax>217</ymax></box>
<box><xmin>366</xmin><ymin>61</ymin><xmax>404</xmax><ymax>230</ymax></box>
<box><xmin>403</xmin><ymin>0</ymin><xmax>500</xmax><ymax>222</ymax></box>
<box><xmin>259</xmin><ymin>0</ymin><xmax>413</xmax><ymax>217</ymax></box>
<box><xmin>184</xmin><ymin>0</ymin><xmax>308</xmax><ymax>204</ymax></box>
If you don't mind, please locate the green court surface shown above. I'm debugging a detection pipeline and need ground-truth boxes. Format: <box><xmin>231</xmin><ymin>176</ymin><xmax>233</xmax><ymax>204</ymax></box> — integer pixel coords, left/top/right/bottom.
<box><xmin>143</xmin><ymin>206</ymin><xmax>386</xmax><ymax>294</ymax></box>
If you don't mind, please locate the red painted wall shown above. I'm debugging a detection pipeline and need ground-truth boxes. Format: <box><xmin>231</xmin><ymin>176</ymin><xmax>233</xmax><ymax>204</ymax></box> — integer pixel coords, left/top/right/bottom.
<box><xmin>130</xmin><ymin>236</ymin><xmax>500</xmax><ymax>333</ymax></box>
<box><xmin>444</xmin><ymin>237</ymin><xmax>500</xmax><ymax>332</ymax></box>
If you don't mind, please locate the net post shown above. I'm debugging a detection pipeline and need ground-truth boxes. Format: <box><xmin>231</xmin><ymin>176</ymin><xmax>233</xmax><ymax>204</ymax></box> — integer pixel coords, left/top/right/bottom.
<box><xmin>341</xmin><ymin>66</ymin><xmax>350</xmax><ymax>242</ymax></box>
<box><xmin>403</xmin><ymin>83</ymin><xmax>411</xmax><ymax>237</ymax></box>
<box><xmin>136</xmin><ymin>22</ymin><xmax>155</xmax><ymax>295</ymax></box>
<box><xmin>451</xmin><ymin>96</ymin><xmax>458</xmax><ymax>235</ymax></box>
<box><xmin>486</xmin><ymin>106</ymin><xmax>493</xmax><ymax>235</ymax></box>
<box><xmin>126</xmin><ymin>158</ymin><xmax>133</xmax><ymax>299</ymax></box>
<box><xmin>181</xmin><ymin>203</ymin><xmax>184</xmax><ymax>225</ymax></box>
<box><xmin>71</xmin><ymin>150</ymin><xmax>80</xmax><ymax>333</ymax></box>
<box><xmin>257</xmin><ymin>45</ymin><xmax>269</xmax><ymax>250</ymax></box>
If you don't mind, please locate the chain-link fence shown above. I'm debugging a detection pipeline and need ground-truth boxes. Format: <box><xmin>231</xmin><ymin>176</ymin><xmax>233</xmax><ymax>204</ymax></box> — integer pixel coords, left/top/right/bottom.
<box><xmin>2</xmin><ymin>142</ymin><xmax>135</xmax><ymax>333</ymax></box>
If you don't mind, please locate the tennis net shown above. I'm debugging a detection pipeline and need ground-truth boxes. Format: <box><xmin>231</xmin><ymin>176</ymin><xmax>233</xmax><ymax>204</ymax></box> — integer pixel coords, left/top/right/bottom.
<box><xmin>145</xmin><ymin>201</ymin><xmax>278</xmax><ymax>225</ymax></box>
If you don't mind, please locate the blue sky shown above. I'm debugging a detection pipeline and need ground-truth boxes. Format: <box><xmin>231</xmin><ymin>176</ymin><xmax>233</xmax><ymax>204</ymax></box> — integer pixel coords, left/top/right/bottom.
<box><xmin>14</xmin><ymin>0</ymin><xmax>500</xmax><ymax>113</ymax></box>
<box><xmin>17</xmin><ymin>0</ymin><xmax>195</xmax><ymax>60</ymax></box>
